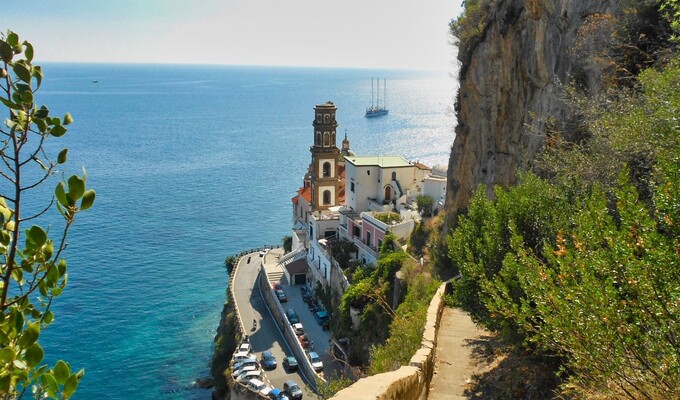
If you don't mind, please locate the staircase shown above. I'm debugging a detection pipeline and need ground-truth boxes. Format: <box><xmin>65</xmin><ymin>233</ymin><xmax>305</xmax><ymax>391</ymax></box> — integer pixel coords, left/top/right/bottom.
<box><xmin>269</xmin><ymin>248</ymin><xmax>307</xmax><ymax>286</ymax></box>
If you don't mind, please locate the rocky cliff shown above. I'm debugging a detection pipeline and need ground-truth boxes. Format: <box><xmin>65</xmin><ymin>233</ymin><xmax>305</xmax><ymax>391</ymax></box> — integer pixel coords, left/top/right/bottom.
<box><xmin>445</xmin><ymin>0</ymin><xmax>624</xmax><ymax>225</ymax></box>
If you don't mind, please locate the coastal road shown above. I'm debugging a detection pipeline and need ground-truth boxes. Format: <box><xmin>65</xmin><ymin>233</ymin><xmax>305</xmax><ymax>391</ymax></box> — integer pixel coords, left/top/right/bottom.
<box><xmin>232</xmin><ymin>252</ymin><xmax>311</xmax><ymax>394</ymax></box>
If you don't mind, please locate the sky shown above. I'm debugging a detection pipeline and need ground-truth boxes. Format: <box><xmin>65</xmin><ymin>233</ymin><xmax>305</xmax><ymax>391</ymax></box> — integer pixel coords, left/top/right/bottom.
<box><xmin>3</xmin><ymin>0</ymin><xmax>463</xmax><ymax>71</ymax></box>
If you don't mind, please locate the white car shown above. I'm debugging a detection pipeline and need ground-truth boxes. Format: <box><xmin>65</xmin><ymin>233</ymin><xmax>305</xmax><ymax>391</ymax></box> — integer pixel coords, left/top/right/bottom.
<box><xmin>236</xmin><ymin>369</ymin><xmax>262</xmax><ymax>383</ymax></box>
<box><xmin>292</xmin><ymin>323</ymin><xmax>304</xmax><ymax>336</ymax></box>
<box><xmin>231</xmin><ymin>364</ymin><xmax>258</xmax><ymax>379</ymax></box>
<box><xmin>238</xmin><ymin>342</ymin><xmax>252</xmax><ymax>354</ymax></box>
<box><xmin>307</xmin><ymin>351</ymin><xmax>323</xmax><ymax>372</ymax></box>
<box><xmin>233</xmin><ymin>351</ymin><xmax>253</xmax><ymax>363</ymax></box>
<box><xmin>247</xmin><ymin>378</ymin><xmax>272</xmax><ymax>396</ymax></box>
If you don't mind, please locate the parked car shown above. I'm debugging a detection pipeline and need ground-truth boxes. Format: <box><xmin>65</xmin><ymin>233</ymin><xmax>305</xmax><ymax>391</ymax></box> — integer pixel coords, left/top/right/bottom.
<box><xmin>238</xmin><ymin>342</ymin><xmax>252</xmax><ymax>354</ymax></box>
<box><xmin>314</xmin><ymin>310</ymin><xmax>330</xmax><ymax>330</ymax></box>
<box><xmin>233</xmin><ymin>351</ymin><xmax>253</xmax><ymax>363</ymax></box>
<box><xmin>282</xmin><ymin>356</ymin><xmax>298</xmax><ymax>372</ymax></box>
<box><xmin>283</xmin><ymin>380</ymin><xmax>303</xmax><ymax>399</ymax></box>
<box><xmin>231</xmin><ymin>364</ymin><xmax>258</xmax><ymax>379</ymax></box>
<box><xmin>276</xmin><ymin>289</ymin><xmax>288</xmax><ymax>303</ymax></box>
<box><xmin>272</xmin><ymin>281</ymin><xmax>283</xmax><ymax>291</ymax></box>
<box><xmin>260</xmin><ymin>350</ymin><xmax>277</xmax><ymax>370</ymax></box>
<box><xmin>233</xmin><ymin>357</ymin><xmax>258</xmax><ymax>371</ymax></box>
<box><xmin>268</xmin><ymin>388</ymin><xmax>290</xmax><ymax>400</ymax></box>
<box><xmin>298</xmin><ymin>333</ymin><xmax>309</xmax><ymax>348</ymax></box>
<box><xmin>236</xmin><ymin>369</ymin><xmax>262</xmax><ymax>383</ymax></box>
<box><xmin>285</xmin><ymin>309</ymin><xmax>299</xmax><ymax>324</ymax></box>
<box><xmin>248</xmin><ymin>378</ymin><xmax>272</xmax><ymax>396</ymax></box>
<box><xmin>307</xmin><ymin>351</ymin><xmax>323</xmax><ymax>372</ymax></box>
<box><xmin>292</xmin><ymin>323</ymin><xmax>304</xmax><ymax>336</ymax></box>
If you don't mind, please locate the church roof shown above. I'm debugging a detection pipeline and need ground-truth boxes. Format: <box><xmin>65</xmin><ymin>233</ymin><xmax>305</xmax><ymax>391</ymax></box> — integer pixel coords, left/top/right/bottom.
<box><xmin>414</xmin><ymin>162</ymin><xmax>431</xmax><ymax>170</ymax></box>
<box><xmin>292</xmin><ymin>186</ymin><xmax>312</xmax><ymax>205</ymax></box>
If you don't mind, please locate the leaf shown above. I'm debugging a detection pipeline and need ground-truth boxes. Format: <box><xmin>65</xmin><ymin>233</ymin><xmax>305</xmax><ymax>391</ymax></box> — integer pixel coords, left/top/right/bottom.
<box><xmin>24</xmin><ymin>343</ymin><xmax>44</xmax><ymax>368</ymax></box>
<box><xmin>57</xmin><ymin>148</ymin><xmax>68</xmax><ymax>164</ymax></box>
<box><xmin>50</xmin><ymin>124</ymin><xmax>67</xmax><ymax>137</ymax></box>
<box><xmin>27</xmin><ymin>225</ymin><xmax>47</xmax><ymax>246</ymax></box>
<box><xmin>0</xmin><ymin>96</ymin><xmax>24</xmax><ymax>111</ymax></box>
<box><xmin>43</xmin><ymin>240</ymin><xmax>54</xmax><ymax>260</ymax></box>
<box><xmin>53</xmin><ymin>360</ymin><xmax>70</xmax><ymax>384</ymax></box>
<box><xmin>0</xmin><ymin>40</ymin><xmax>13</xmax><ymax>63</ymax></box>
<box><xmin>23</xmin><ymin>41</ymin><xmax>33</xmax><ymax>62</ymax></box>
<box><xmin>55</xmin><ymin>182</ymin><xmax>70</xmax><ymax>207</ymax></box>
<box><xmin>7</xmin><ymin>32</ymin><xmax>19</xmax><ymax>47</ymax></box>
<box><xmin>34</xmin><ymin>105</ymin><xmax>49</xmax><ymax>119</ymax></box>
<box><xmin>19</xmin><ymin>321</ymin><xmax>40</xmax><ymax>348</ymax></box>
<box><xmin>68</xmin><ymin>175</ymin><xmax>85</xmax><ymax>200</ymax></box>
<box><xmin>41</xmin><ymin>370</ymin><xmax>58</xmax><ymax>397</ymax></box>
<box><xmin>34</xmin><ymin>66</ymin><xmax>43</xmax><ymax>89</ymax></box>
<box><xmin>13</xmin><ymin>63</ymin><xmax>31</xmax><ymax>83</ymax></box>
<box><xmin>0</xmin><ymin>347</ymin><xmax>15</xmax><ymax>363</ymax></box>
<box><xmin>43</xmin><ymin>310</ymin><xmax>54</xmax><ymax>325</ymax></box>
<box><xmin>80</xmin><ymin>190</ymin><xmax>96</xmax><ymax>211</ymax></box>
<box><xmin>63</xmin><ymin>112</ymin><xmax>73</xmax><ymax>125</ymax></box>
<box><xmin>63</xmin><ymin>373</ymin><xmax>79</xmax><ymax>399</ymax></box>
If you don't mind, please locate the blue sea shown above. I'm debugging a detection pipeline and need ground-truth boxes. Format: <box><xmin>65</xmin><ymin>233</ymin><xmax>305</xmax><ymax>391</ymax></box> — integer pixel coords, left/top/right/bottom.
<box><xmin>27</xmin><ymin>63</ymin><xmax>457</xmax><ymax>399</ymax></box>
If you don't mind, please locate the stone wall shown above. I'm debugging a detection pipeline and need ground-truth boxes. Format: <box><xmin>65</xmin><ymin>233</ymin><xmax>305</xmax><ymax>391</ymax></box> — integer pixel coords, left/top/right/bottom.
<box><xmin>329</xmin><ymin>282</ymin><xmax>449</xmax><ymax>400</ymax></box>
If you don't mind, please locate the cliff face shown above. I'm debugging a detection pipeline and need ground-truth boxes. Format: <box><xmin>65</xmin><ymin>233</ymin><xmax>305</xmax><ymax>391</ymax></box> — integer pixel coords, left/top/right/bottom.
<box><xmin>445</xmin><ymin>0</ymin><xmax>621</xmax><ymax>224</ymax></box>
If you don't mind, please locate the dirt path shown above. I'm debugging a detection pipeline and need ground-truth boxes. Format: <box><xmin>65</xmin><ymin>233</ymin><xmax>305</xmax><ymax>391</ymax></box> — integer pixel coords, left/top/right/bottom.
<box><xmin>427</xmin><ymin>307</ymin><xmax>494</xmax><ymax>400</ymax></box>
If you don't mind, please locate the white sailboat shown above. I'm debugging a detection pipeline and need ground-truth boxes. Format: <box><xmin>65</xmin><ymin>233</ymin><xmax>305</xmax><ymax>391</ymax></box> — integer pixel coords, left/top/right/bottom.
<box><xmin>365</xmin><ymin>78</ymin><xmax>389</xmax><ymax>118</ymax></box>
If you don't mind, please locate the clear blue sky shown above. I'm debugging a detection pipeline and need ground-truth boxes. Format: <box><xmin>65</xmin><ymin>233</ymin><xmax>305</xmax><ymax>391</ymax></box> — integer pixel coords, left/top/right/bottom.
<box><xmin>3</xmin><ymin>0</ymin><xmax>463</xmax><ymax>71</ymax></box>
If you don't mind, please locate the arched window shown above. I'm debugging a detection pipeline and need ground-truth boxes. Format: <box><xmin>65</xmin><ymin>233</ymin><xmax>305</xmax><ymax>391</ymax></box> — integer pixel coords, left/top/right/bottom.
<box><xmin>323</xmin><ymin>190</ymin><xmax>331</xmax><ymax>205</ymax></box>
<box><xmin>324</xmin><ymin>114</ymin><xmax>330</xmax><ymax>123</ymax></box>
<box><xmin>391</xmin><ymin>171</ymin><xmax>397</xmax><ymax>181</ymax></box>
<box><xmin>316</xmin><ymin>114</ymin><xmax>322</xmax><ymax>123</ymax></box>
<box><xmin>316</xmin><ymin>131</ymin><xmax>321</xmax><ymax>145</ymax></box>
<box><xmin>323</xmin><ymin>132</ymin><xmax>330</xmax><ymax>147</ymax></box>
<box><xmin>323</xmin><ymin>162</ymin><xmax>331</xmax><ymax>177</ymax></box>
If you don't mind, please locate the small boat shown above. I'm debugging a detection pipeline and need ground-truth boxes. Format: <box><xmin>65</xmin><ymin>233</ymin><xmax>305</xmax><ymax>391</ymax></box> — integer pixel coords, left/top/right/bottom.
<box><xmin>365</xmin><ymin>78</ymin><xmax>389</xmax><ymax>118</ymax></box>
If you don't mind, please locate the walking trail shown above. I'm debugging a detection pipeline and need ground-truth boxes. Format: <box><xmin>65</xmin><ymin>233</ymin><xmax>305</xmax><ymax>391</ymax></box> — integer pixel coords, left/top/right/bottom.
<box><xmin>427</xmin><ymin>307</ymin><xmax>494</xmax><ymax>400</ymax></box>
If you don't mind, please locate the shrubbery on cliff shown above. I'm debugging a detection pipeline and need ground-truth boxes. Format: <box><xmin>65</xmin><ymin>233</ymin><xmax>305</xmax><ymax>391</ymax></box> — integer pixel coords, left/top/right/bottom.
<box><xmin>448</xmin><ymin>54</ymin><xmax>679</xmax><ymax>399</ymax></box>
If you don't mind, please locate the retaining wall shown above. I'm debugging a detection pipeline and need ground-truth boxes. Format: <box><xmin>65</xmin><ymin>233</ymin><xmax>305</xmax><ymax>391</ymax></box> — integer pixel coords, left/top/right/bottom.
<box><xmin>330</xmin><ymin>282</ymin><xmax>449</xmax><ymax>400</ymax></box>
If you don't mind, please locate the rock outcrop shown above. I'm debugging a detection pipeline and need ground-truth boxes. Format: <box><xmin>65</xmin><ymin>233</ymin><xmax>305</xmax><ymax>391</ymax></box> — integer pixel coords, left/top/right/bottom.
<box><xmin>445</xmin><ymin>0</ymin><xmax>622</xmax><ymax>226</ymax></box>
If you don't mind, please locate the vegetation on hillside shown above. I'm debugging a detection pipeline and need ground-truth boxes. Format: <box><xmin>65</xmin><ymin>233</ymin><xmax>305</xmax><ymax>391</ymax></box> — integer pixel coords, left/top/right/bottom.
<box><xmin>444</xmin><ymin>2</ymin><xmax>680</xmax><ymax>396</ymax></box>
<box><xmin>1</xmin><ymin>31</ymin><xmax>95</xmax><ymax>398</ymax></box>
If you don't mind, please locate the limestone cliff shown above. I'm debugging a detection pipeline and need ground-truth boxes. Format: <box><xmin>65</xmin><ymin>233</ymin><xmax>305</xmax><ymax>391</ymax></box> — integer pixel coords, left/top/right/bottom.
<box><xmin>445</xmin><ymin>0</ymin><xmax>623</xmax><ymax>225</ymax></box>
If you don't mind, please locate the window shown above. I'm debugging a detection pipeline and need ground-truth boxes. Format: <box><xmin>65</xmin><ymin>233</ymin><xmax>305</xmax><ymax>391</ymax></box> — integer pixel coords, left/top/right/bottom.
<box><xmin>391</xmin><ymin>171</ymin><xmax>397</xmax><ymax>181</ymax></box>
<box><xmin>366</xmin><ymin>231</ymin><xmax>372</xmax><ymax>247</ymax></box>
<box><xmin>378</xmin><ymin>239</ymin><xmax>383</xmax><ymax>251</ymax></box>
<box><xmin>323</xmin><ymin>162</ymin><xmax>331</xmax><ymax>177</ymax></box>
<box><xmin>323</xmin><ymin>190</ymin><xmax>331</xmax><ymax>205</ymax></box>
<box><xmin>316</xmin><ymin>131</ymin><xmax>321</xmax><ymax>145</ymax></box>
<box><xmin>323</xmin><ymin>132</ymin><xmax>330</xmax><ymax>147</ymax></box>
<box><xmin>316</xmin><ymin>114</ymin><xmax>322</xmax><ymax>123</ymax></box>
<box><xmin>324</xmin><ymin>114</ymin><xmax>330</xmax><ymax>123</ymax></box>
<box><xmin>353</xmin><ymin>226</ymin><xmax>361</xmax><ymax>238</ymax></box>
<box><xmin>350</xmin><ymin>181</ymin><xmax>355</xmax><ymax>192</ymax></box>
<box><xmin>367</xmin><ymin>170</ymin><xmax>370</xmax><ymax>176</ymax></box>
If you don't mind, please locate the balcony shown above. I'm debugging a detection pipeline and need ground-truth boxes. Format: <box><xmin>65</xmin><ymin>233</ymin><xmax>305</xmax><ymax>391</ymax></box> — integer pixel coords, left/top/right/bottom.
<box><xmin>353</xmin><ymin>237</ymin><xmax>378</xmax><ymax>261</ymax></box>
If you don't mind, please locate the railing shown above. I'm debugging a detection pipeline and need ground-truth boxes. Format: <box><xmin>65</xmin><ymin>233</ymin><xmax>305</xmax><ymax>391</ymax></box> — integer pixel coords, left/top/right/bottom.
<box><xmin>353</xmin><ymin>237</ymin><xmax>378</xmax><ymax>260</ymax></box>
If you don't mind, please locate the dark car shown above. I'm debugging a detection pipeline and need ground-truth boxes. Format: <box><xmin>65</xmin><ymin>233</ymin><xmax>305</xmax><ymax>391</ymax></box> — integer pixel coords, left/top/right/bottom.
<box><xmin>283</xmin><ymin>380</ymin><xmax>303</xmax><ymax>400</ymax></box>
<box><xmin>268</xmin><ymin>388</ymin><xmax>290</xmax><ymax>400</ymax></box>
<box><xmin>285</xmin><ymin>309</ymin><xmax>299</xmax><ymax>324</ymax></box>
<box><xmin>282</xmin><ymin>356</ymin><xmax>298</xmax><ymax>372</ymax></box>
<box><xmin>272</xmin><ymin>281</ymin><xmax>283</xmax><ymax>291</ymax></box>
<box><xmin>298</xmin><ymin>333</ymin><xmax>310</xmax><ymax>348</ymax></box>
<box><xmin>314</xmin><ymin>310</ymin><xmax>329</xmax><ymax>330</ymax></box>
<box><xmin>276</xmin><ymin>289</ymin><xmax>288</xmax><ymax>303</ymax></box>
<box><xmin>260</xmin><ymin>350</ymin><xmax>277</xmax><ymax>370</ymax></box>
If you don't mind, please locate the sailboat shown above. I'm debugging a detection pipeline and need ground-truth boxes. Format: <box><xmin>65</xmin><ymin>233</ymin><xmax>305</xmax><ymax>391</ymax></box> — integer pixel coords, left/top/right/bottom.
<box><xmin>365</xmin><ymin>78</ymin><xmax>389</xmax><ymax>118</ymax></box>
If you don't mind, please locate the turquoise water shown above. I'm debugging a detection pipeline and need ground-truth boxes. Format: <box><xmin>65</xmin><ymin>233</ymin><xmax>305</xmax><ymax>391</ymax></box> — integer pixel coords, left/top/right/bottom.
<box><xmin>29</xmin><ymin>64</ymin><xmax>456</xmax><ymax>399</ymax></box>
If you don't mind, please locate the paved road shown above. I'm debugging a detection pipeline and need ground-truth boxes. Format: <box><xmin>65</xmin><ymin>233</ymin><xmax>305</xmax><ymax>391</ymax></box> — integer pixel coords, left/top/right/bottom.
<box><xmin>232</xmin><ymin>252</ymin><xmax>310</xmax><ymax>392</ymax></box>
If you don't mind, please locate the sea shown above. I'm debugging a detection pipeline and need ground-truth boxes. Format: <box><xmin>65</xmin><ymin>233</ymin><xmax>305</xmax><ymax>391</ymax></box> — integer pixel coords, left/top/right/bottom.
<box><xmin>24</xmin><ymin>63</ymin><xmax>457</xmax><ymax>399</ymax></box>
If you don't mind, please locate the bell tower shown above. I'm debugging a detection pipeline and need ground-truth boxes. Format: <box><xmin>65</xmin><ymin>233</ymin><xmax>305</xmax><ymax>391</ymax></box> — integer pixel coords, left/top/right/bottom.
<box><xmin>310</xmin><ymin>101</ymin><xmax>340</xmax><ymax>211</ymax></box>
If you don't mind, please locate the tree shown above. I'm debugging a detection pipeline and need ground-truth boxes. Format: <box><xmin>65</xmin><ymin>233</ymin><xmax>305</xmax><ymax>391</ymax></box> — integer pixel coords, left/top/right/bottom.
<box><xmin>281</xmin><ymin>235</ymin><xmax>292</xmax><ymax>253</ymax></box>
<box><xmin>415</xmin><ymin>195</ymin><xmax>434</xmax><ymax>218</ymax></box>
<box><xmin>1</xmin><ymin>31</ymin><xmax>94</xmax><ymax>398</ymax></box>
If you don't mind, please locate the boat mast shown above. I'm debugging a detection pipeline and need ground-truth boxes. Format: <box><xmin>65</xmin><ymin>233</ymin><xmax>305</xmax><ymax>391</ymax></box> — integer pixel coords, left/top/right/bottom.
<box><xmin>377</xmin><ymin>78</ymin><xmax>381</xmax><ymax>109</ymax></box>
<box><xmin>371</xmin><ymin>78</ymin><xmax>374</xmax><ymax>109</ymax></box>
<box><xmin>384</xmin><ymin>78</ymin><xmax>387</xmax><ymax>110</ymax></box>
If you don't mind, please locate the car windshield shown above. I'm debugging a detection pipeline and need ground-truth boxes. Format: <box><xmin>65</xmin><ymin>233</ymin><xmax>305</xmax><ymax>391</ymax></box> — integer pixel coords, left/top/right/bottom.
<box><xmin>310</xmin><ymin>354</ymin><xmax>319</xmax><ymax>362</ymax></box>
<box><xmin>264</xmin><ymin>353</ymin><xmax>274</xmax><ymax>360</ymax></box>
